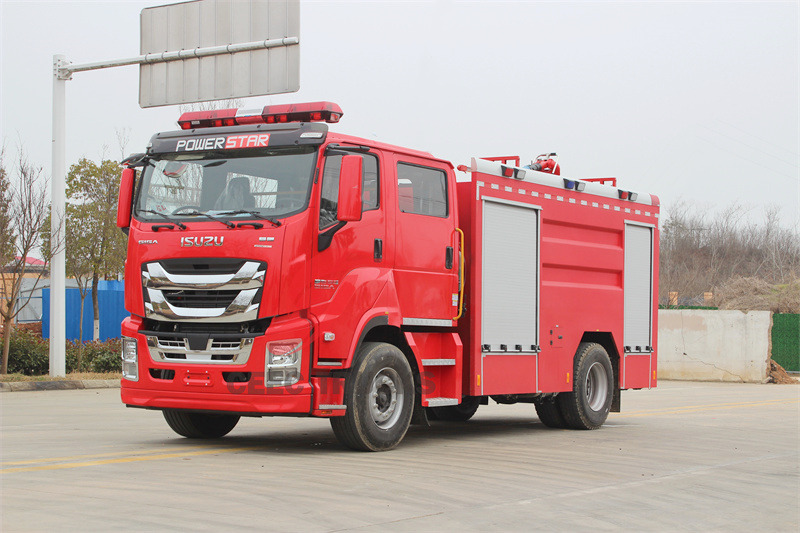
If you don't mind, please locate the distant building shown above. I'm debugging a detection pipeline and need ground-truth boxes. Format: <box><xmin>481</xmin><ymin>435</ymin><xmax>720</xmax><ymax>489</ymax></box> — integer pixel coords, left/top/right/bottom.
<box><xmin>1</xmin><ymin>256</ymin><xmax>50</xmax><ymax>324</ymax></box>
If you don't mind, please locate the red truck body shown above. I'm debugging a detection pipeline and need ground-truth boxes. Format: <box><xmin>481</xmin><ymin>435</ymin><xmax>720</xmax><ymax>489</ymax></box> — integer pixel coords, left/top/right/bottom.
<box><xmin>118</xmin><ymin>102</ymin><xmax>659</xmax><ymax>450</ymax></box>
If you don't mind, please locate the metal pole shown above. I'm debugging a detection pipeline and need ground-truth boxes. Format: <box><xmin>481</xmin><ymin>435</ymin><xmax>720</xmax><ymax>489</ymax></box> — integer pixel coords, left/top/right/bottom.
<box><xmin>49</xmin><ymin>54</ymin><xmax>67</xmax><ymax>377</ymax></box>
<box><xmin>63</xmin><ymin>37</ymin><xmax>299</xmax><ymax>76</ymax></box>
<box><xmin>46</xmin><ymin>37</ymin><xmax>299</xmax><ymax>376</ymax></box>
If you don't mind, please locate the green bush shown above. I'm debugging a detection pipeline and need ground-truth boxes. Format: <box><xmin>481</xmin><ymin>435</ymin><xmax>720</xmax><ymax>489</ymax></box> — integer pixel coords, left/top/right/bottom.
<box><xmin>66</xmin><ymin>339</ymin><xmax>122</xmax><ymax>373</ymax></box>
<box><xmin>7</xmin><ymin>328</ymin><xmax>49</xmax><ymax>375</ymax></box>
<box><xmin>88</xmin><ymin>339</ymin><xmax>122</xmax><ymax>373</ymax></box>
<box><xmin>6</xmin><ymin>327</ymin><xmax>121</xmax><ymax>376</ymax></box>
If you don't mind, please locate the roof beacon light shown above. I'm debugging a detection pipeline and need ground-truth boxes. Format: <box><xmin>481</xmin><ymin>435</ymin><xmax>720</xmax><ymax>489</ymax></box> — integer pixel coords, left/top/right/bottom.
<box><xmin>177</xmin><ymin>101</ymin><xmax>344</xmax><ymax>130</ymax></box>
<box><xmin>261</xmin><ymin>101</ymin><xmax>343</xmax><ymax>124</ymax></box>
<box><xmin>178</xmin><ymin>108</ymin><xmax>238</xmax><ymax>130</ymax></box>
<box><xmin>564</xmin><ymin>179</ymin><xmax>587</xmax><ymax>192</ymax></box>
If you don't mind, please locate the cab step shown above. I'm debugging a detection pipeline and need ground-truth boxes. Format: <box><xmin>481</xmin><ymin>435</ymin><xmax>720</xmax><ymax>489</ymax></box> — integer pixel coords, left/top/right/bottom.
<box><xmin>421</xmin><ymin>358</ymin><xmax>456</xmax><ymax>366</ymax></box>
<box><xmin>425</xmin><ymin>397</ymin><xmax>459</xmax><ymax>407</ymax></box>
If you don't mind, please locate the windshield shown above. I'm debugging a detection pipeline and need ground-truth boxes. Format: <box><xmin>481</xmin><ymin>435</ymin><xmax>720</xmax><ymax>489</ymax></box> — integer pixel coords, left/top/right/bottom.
<box><xmin>134</xmin><ymin>146</ymin><xmax>318</xmax><ymax>221</ymax></box>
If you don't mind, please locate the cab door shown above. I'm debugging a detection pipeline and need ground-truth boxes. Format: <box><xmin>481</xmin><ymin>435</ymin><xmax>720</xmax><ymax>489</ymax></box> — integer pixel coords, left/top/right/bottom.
<box><xmin>392</xmin><ymin>156</ymin><xmax>458</xmax><ymax>325</ymax></box>
<box><xmin>310</xmin><ymin>148</ymin><xmax>387</xmax><ymax>360</ymax></box>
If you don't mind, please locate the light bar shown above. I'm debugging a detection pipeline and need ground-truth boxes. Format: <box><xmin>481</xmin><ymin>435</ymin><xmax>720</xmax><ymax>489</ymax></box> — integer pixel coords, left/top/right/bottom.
<box><xmin>262</xmin><ymin>101</ymin><xmax>343</xmax><ymax>124</ymax></box>
<box><xmin>178</xmin><ymin>108</ymin><xmax>238</xmax><ymax>130</ymax></box>
<box><xmin>177</xmin><ymin>101</ymin><xmax>343</xmax><ymax>130</ymax></box>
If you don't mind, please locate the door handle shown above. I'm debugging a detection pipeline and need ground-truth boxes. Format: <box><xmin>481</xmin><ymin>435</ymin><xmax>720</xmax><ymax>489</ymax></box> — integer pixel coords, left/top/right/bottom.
<box><xmin>445</xmin><ymin>246</ymin><xmax>454</xmax><ymax>269</ymax></box>
<box><xmin>374</xmin><ymin>238</ymin><xmax>383</xmax><ymax>261</ymax></box>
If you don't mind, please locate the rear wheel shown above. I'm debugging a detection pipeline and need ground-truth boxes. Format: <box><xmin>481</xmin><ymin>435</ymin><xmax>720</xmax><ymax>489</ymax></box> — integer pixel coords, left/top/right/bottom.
<box><xmin>162</xmin><ymin>410</ymin><xmax>240</xmax><ymax>438</ymax></box>
<box><xmin>534</xmin><ymin>398</ymin><xmax>567</xmax><ymax>428</ymax></box>
<box><xmin>557</xmin><ymin>342</ymin><xmax>614</xmax><ymax>429</ymax></box>
<box><xmin>429</xmin><ymin>396</ymin><xmax>481</xmax><ymax>422</ymax></box>
<box><xmin>330</xmin><ymin>342</ymin><xmax>414</xmax><ymax>451</ymax></box>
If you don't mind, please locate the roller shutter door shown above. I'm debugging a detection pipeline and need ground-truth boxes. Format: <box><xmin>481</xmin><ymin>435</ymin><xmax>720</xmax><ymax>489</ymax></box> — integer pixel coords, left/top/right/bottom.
<box><xmin>481</xmin><ymin>199</ymin><xmax>539</xmax><ymax>352</ymax></box>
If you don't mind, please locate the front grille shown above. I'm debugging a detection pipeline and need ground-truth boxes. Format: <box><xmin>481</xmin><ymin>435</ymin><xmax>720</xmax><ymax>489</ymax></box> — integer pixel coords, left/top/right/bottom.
<box><xmin>211</xmin><ymin>340</ymin><xmax>241</xmax><ymax>349</ymax></box>
<box><xmin>160</xmin><ymin>351</ymin><xmax>238</xmax><ymax>362</ymax></box>
<box><xmin>142</xmin><ymin>259</ymin><xmax>266</xmax><ymax>323</ymax></box>
<box><xmin>157</xmin><ymin>338</ymin><xmax>185</xmax><ymax>348</ymax></box>
<box><xmin>146</xmin><ymin>335</ymin><xmax>255</xmax><ymax>364</ymax></box>
<box><xmin>162</xmin><ymin>289</ymin><xmax>240</xmax><ymax>308</ymax></box>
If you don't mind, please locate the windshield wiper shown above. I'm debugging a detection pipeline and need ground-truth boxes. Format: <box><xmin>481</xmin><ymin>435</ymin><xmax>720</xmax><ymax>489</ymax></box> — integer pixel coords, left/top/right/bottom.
<box><xmin>138</xmin><ymin>210</ymin><xmax>187</xmax><ymax>230</ymax></box>
<box><xmin>172</xmin><ymin>208</ymin><xmax>235</xmax><ymax>228</ymax></box>
<box><xmin>122</xmin><ymin>153</ymin><xmax>154</xmax><ymax>168</ymax></box>
<box><xmin>218</xmin><ymin>210</ymin><xmax>282</xmax><ymax>227</ymax></box>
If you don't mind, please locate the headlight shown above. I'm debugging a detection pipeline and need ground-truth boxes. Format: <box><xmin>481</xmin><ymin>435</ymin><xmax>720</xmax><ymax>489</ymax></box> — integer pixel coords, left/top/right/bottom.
<box><xmin>266</xmin><ymin>339</ymin><xmax>302</xmax><ymax>386</ymax></box>
<box><xmin>121</xmin><ymin>336</ymin><xmax>139</xmax><ymax>382</ymax></box>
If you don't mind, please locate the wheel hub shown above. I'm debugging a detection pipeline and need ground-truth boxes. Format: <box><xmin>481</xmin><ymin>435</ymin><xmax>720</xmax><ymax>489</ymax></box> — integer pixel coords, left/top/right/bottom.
<box><xmin>369</xmin><ymin>368</ymin><xmax>403</xmax><ymax>429</ymax></box>
<box><xmin>585</xmin><ymin>361</ymin><xmax>609</xmax><ymax>412</ymax></box>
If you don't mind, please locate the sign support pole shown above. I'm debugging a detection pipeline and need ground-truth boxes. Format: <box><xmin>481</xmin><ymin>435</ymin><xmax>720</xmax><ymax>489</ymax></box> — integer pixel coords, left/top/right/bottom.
<box><xmin>49</xmin><ymin>54</ymin><xmax>68</xmax><ymax>377</ymax></box>
<box><xmin>46</xmin><ymin>36</ymin><xmax>298</xmax><ymax>376</ymax></box>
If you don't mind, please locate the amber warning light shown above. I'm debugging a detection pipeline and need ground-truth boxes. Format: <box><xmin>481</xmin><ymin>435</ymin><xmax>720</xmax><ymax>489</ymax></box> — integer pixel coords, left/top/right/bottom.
<box><xmin>178</xmin><ymin>101</ymin><xmax>343</xmax><ymax>130</ymax></box>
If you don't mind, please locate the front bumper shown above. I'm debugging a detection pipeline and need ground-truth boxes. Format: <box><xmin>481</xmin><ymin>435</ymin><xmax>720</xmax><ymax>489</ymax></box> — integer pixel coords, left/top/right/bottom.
<box><xmin>120</xmin><ymin>314</ymin><xmax>315</xmax><ymax>415</ymax></box>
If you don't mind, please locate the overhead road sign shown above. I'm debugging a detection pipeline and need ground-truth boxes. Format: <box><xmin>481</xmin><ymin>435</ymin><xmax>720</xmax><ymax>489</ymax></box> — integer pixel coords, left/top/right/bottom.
<box><xmin>139</xmin><ymin>0</ymin><xmax>300</xmax><ymax>107</ymax></box>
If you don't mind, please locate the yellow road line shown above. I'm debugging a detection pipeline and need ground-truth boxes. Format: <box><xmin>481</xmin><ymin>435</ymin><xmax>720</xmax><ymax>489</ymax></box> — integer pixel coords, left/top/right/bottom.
<box><xmin>1</xmin><ymin>446</ymin><xmax>258</xmax><ymax>474</ymax></box>
<box><xmin>615</xmin><ymin>398</ymin><xmax>799</xmax><ymax>418</ymax></box>
<box><xmin>4</xmin><ymin>399</ymin><xmax>797</xmax><ymax>473</ymax></box>
<box><xmin>1</xmin><ymin>446</ymin><xmax>211</xmax><ymax>467</ymax></box>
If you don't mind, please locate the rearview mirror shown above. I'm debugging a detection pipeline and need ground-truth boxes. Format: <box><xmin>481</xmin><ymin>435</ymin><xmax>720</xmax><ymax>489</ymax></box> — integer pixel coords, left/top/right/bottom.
<box><xmin>117</xmin><ymin>168</ymin><xmax>136</xmax><ymax>229</ymax></box>
<box><xmin>337</xmin><ymin>155</ymin><xmax>363</xmax><ymax>222</ymax></box>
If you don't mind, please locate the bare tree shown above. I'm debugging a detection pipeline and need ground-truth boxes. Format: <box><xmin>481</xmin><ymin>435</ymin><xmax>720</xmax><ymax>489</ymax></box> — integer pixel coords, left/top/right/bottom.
<box><xmin>0</xmin><ymin>148</ymin><xmax>56</xmax><ymax>374</ymax></box>
<box><xmin>115</xmin><ymin>127</ymin><xmax>131</xmax><ymax>161</ymax></box>
<box><xmin>178</xmin><ymin>99</ymin><xmax>244</xmax><ymax>113</ymax></box>
<box><xmin>66</xmin><ymin>158</ymin><xmax>126</xmax><ymax>341</ymax></box>
<box><xmin>65</xmin><ymin>213</ymin><xmax>95</xmax><ymax>363</ymax></box>
<box><xmin>659</xmin><ymin>201</ymin><xmax>800</xmax><ymax>307</ymax></box>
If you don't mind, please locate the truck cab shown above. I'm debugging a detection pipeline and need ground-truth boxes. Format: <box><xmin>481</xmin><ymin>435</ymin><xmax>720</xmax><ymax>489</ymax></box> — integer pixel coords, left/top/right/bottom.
<box><xmin>119</xmin><ymin>102</ymin><xmax>462</xmax><ymax>450</ymax></box>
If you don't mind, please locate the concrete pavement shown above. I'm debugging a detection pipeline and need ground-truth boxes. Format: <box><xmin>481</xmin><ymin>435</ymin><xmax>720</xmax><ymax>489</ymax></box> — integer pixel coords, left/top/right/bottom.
<box><xmin>1</xmin><ymin>381</ymin><xmax>798</xmax><ymax>531</ymax></box>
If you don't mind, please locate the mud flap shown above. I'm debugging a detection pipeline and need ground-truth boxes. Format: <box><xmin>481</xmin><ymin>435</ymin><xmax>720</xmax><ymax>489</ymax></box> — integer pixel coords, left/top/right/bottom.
<box><xmin>410</xmin><ymin>398</ymin><xmax>430</xmax><ymax>426</ymax></box>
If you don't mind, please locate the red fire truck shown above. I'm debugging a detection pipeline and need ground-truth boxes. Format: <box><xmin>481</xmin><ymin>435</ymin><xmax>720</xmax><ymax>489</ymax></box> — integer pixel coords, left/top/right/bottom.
<box><xmin>118</xmin><ymin>102</ymin><xmax>659</xmax><ymax>451</ymax></box>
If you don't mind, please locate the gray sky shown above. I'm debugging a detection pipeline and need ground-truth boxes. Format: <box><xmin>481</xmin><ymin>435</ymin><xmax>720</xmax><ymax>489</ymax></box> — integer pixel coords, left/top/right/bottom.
<box><xmin>2</xmin><ymin>0</ymin><xmax>798</xmax><ymax>225</ymax></box>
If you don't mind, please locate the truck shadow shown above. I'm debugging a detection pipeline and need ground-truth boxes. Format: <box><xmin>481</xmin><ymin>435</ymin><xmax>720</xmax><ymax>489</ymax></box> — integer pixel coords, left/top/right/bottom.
<box><xmin>144</xmin><ymin>415</ymin><xmax>606</xmax><ymax>455</ymax></box>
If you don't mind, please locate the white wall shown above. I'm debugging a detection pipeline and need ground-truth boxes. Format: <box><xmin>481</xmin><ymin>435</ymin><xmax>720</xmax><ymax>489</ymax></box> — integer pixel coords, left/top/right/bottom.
<box><xmin>658</xmin><ymin>310</ymin><xmax>771</xmax><ymax>383</ymax></box>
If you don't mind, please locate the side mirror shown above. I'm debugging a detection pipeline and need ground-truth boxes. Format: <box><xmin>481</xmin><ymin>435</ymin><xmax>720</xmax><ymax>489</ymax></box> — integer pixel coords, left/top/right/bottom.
<box><xmin>117</xmin><ymin>168</ymin><xmax>136</xmax><ymax>228</ymax></box>
<box><xmin>337</xmin><ymin>155</ymin><xmax>363</xmax><ymax>222</ymax></box>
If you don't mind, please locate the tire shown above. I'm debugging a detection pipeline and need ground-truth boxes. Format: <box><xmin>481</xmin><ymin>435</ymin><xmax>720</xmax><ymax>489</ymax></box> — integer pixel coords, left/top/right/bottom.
<box><xmin>162</xmin><ymin>409</ymin><xmax>240</xmax><ymax>439</ymax></box>
<box><xmin>429</xmin><ymin>396</ymin><xmax>481</xmax><ymax>422</ymax></box>
<box><xmin>534</xmin><ymin>398</ymin><xmax>567</xmax><ymax>428</ymax></box>
<box><xmin>557</xmin><ymin>342</ymin><xmax>614</xmax><ymax>430</ymax></box>
<box><xmin>330</xmin><ymin>342</ymin><xmax>414</xmax><ymax>451</ymax></box>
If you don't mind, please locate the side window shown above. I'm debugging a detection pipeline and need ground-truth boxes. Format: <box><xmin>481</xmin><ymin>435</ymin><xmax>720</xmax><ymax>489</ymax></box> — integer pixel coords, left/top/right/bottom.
<box><xmin>397</xmin><ymin>163</ymin><xmax>448</xmax><ymax>218</ymax></box>
<box><xmin>319</xmin><ymin>153</ymin><xmax>379</xmax><ymax>229</ymax></box>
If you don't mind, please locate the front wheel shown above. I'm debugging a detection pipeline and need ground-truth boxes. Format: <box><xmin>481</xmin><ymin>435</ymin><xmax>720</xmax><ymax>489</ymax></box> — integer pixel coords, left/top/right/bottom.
<box><xmin>162</xmin><ymin>410</ymin><xmax>240</xmax><ymax>438</ymax></box>
<box><xmin>557</xmin><ymin>342</ymin><xmax>614</xmax><ymax>429</ymax></box>
<box><xmin>330</xmin><ymin>342</ymin><xmax>414</xmax><ymax>451</ymax></box>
